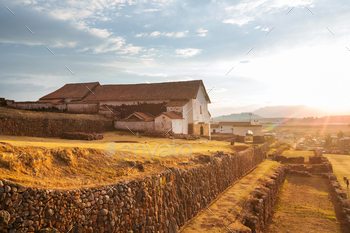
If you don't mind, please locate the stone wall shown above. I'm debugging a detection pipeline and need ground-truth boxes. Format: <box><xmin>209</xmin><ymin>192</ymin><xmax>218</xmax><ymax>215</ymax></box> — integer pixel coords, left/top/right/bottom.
<box><xmin>0</xmin><ymin>116</ymin><xmax>114</xmax><ymax>138</ymax></box>
<box><xmin>0</xmin><ymin>144</ymin><xmax>269</xmax><ymax>233</ymax></box>
<box><xmin>5</xmin><ymin>101</ymin><xmax>67</xmax><ymax>111</ymax></box>
<box><xmin>326</xmin><ymin>174</ymin><xmax>350</xmax><ymax>229</ymax></box>
<box><xmin>67</xmin><ymin>103</ymin><xmax>99</xmax><ymax>114</ymax></box>
<box><xmin>242</xmin><ymin>165</ymin><xmax>286</xmax><ymax>232</ymax></box>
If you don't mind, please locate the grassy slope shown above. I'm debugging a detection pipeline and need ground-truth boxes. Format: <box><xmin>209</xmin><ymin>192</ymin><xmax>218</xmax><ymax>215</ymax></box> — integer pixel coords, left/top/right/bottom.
<box><xmin>181</xmin><ymin>160</ymin><xmax>281</xmax><ymax>233</ymax></box>
<box><xmin>0</xmin><ymin>131</ymin><xmax>249</xmax><ymax>189</ymax></box>
<box><xmin>265</xmin><ymin>176</ymin><xmax>340</xmax><ymax>233</ymax></box>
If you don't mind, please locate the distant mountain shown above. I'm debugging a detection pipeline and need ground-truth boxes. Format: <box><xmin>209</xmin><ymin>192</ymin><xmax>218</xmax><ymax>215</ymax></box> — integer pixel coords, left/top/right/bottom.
<box><xmin>211</xmin><ymin>112</ymin><xmax>263</xmax><ymax>122</ymax></box>
<box><xmin>253</xmin><ymin>105</ymin><xmax>328</xmax><ymax>118</ymax></box>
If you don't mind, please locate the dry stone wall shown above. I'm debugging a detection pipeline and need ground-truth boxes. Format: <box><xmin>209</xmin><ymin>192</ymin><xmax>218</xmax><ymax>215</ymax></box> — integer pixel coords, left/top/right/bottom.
<box><xmin>0</xmin><ymin>144</ymin><xmax>269</xmax><ymax>233</ymax></box>
<box><xmin>242</xmin><ymin>165</ymin><xmax>286</xmax><ymax>233</ymax></box>
<box><xmin>0</xmin><ymin>116</ymin><xmax>114</xmax><ymax>138</ymax></box>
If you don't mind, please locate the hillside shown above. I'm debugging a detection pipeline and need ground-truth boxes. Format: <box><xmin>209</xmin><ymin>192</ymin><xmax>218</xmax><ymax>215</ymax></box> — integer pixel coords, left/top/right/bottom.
<box><xmin>253</xmin><ymin>105</ymin><xmax>328</xmax><ymax>118</ymax></box>
<box><xmin>211</xmin><ymin>112</ymin><xmax>262</xmax><ymax>122</ymax></box>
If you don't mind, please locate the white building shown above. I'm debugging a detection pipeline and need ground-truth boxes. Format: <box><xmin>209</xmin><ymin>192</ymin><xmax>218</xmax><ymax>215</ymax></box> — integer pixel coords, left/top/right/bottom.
<box><xmin>211</xmin><ymin>121</ymin><xmax>263</xmax><ymax>136</ymax></box>
<box><xmin>38</xmin><ymin>80</ymin><xmax>211</xmax><ymax>136</ymax></box>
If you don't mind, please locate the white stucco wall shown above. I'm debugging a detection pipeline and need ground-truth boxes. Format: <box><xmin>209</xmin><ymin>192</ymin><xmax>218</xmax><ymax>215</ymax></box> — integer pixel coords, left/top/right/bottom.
<box><xmin>100</xmin><ymin>100</ymin><xmax>166</xmax><ymax>106</ymax></box>
<box><xmin>115</xmin><ymin>121</ymin><xmax>154</xmax><ymax>131</ymax></box>
<box><xmin>192</xmin><ymin>87</ymin><xmax>210</xmax><ymax>124</ymax></box>
<box><xmin>155</xmin><ymin>115</ymin><xmax>172</xmax><ymax>132</ymax></box>
<box><xmin>172</xmin><ymin>119</ymin><xmax>183</xmax><ymax>134</ymax></box>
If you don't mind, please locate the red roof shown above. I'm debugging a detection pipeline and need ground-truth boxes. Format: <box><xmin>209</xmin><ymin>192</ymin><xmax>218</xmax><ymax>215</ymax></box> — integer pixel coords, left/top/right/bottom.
<box><xmin>39</xmin><ymin>82</ymin><xmax>100</xmax><ymax>100</ymax></box>
<box><xmin>157</xmin><ymin>112</ymin><xmax>183</xmax><ymax>119</ymax></box>
<box><xmin>126</xmin><ymin>112</ymin><xmax>155</xmax><ymax>121</ymax></box>
<box><xmin>82</xmin><ymin>80</ymin><xmax>210</xmax><ymax>102</ymax></box>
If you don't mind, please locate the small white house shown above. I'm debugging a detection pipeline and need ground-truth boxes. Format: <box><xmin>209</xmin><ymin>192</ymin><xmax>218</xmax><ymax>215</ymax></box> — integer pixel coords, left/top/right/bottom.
<box><xmin>155</xmin><ymin>112</ymin><xmax>184</xmax><ymax>134</ymax></box>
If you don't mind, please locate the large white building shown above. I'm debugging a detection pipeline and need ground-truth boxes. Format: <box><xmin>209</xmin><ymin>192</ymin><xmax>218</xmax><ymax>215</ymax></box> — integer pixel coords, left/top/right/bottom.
<box><xmin>38</xmin><ymin>80</ymin><xmax>211</xmax><ymax>136</ymax></box>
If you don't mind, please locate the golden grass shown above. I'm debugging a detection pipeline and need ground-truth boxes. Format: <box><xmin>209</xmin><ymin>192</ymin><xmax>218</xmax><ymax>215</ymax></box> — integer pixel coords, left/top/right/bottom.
<box><xmin>181</xmin><ymin>160</ymin><xmax>281</xmax><ymax>233</ymax></box>
<box><xmin>324</xmin><ymin>154</ymin><xmax>350</xmax><ymax>192</ymax></box>
<box><xmin>282</xmin><ymin>149</ymin><xmax>315</xmax><ymax>162</ymax></box>
<box><xmin>264</xmin><ymin>176</ymin><xmax>340</xmax><ymax>233</ymax></box>
<box><xmin>0</xmin><ymin>131</ymin><xmax>249</xmax><ymax>189</ymax></box>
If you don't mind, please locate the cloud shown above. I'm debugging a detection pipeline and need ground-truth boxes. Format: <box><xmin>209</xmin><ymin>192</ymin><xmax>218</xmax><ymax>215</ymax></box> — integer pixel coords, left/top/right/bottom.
<box><xmin>146</xmin><ymin>31</ymin><xmax>188</xmax><ymax>38</ymax></box>
<box><xmin>150</xmin><ymin>31</ymin><xmax>162</xmax><ymax>37</ymax></box>
<box><xmin>223</xmin><ymin>0</ymin><xmax>314</xmax><ymax>26</ymax></box>
<box><xmin>117</xmin><ymin>44</ymin><xmax>143</xmax><ymax>55</ymax></box>
<box><xmin>196</xmin><ymin>28</ymin><xmax>208</xmax><ymax>37</ymax></box>
<box><xmin>135</xmin><ymin>33</ymin><xmax>148</xmax><ymax>37</ymax></box>
<box><xmin>143</xmin><ymin>9</ymin><xmax>161</xmax><ymax>12</ymax></box>
<box><xmin>254</xmin><ymin>26</ymin><xmax>261</xmax><ymax>29</ymax></box>
<box><xmin>240</xmin><ymin>60</ymin><xmax>250</xmax><ymax>63</ymax></box>
<box><xmin>175</xmin><ymin>48</ymin><xmax>202</xmax><ymax>58</ymax></box>
<box><xmin>173</xmin><ymin>31</ymin><xmax>188</xmax><ymax>38</ymax></box>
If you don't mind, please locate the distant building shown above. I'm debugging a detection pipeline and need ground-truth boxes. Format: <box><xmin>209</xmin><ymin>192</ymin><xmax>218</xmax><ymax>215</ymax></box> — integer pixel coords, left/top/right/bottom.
<box><xmin>211</xmin><ymin>121</ymin><xmax>263</xmax><ymax>136</ymax></box>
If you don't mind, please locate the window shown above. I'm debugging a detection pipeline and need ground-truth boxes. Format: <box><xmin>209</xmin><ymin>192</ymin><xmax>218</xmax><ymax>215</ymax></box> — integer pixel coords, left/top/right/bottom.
<box><xmin>200</xmin><ymin>105</ymin><xmax>202</xmax><ymax>114</ymax></box>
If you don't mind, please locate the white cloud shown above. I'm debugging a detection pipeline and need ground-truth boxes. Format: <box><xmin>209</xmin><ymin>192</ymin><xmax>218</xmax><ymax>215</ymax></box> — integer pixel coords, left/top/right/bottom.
<box><xmin>173</xmin><ymin>31</ymin><xmax>188</xmax><ymax>38</ymax></box>
<box><xmin>164</xmin><ymin>32</ymin><xmax>175</xmax><ymax>37</ymax></box>
<box><xmin>150</xmin><ymin>31</ymin><xmax>162</xmax><ymax>37</ymax></box>
<box><xmin>125</xmin><ymin>15</ymin><xmax>133</xmax><ymax>17</ymax></box>
<box><xmin>143</xmin><ymin>9</ymin><xmax>161</xmax><ymax>12</ymax></box>
<box><xmin>254</xmin><ymin>26</ymin><xmax>261</xmax><ymax>29</ymax></box>
<box><xmin>175</xmin><ymin>48</ymin><xmax>202</xmax><ymax>58</ymax></box>
<box><xmin>223</xmin><ymin>0</ymin><xmax>314</xmax><ymax>26</ymax></box>
<box><xmin>144</xmin><ymin>24</ymin><xmax>151</xmax><ymax>28</ymax></box>
<box><xmin>117</xmin><ymin>44</ymin><xmax>143</xmax><ymax>55</ymax></box>
<box><xmin>135</xmin><ymin>33</ymin><xmax>148</xmax><ymax>37</ymax></box>
<box><xmin>196</xmin><ymin>28</ymin><xmax>208</xmax><ymax>37</ymax></box>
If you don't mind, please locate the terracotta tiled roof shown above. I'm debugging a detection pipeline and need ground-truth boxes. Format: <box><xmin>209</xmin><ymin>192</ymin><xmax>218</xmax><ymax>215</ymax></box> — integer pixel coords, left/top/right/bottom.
<box><xmin>165</xmin><ymin>100</ymin><xmax>189</xmax><ymax>107</ymax></box>
<box><xmin>157</xmin><ymin>112</ymin><xmax>183</xmax><ymax>119</ymax></box>
<box><xmin>126</xmin><ymin>112</ymin><xmax>155</xmax><ymax>121</ymax></box>
<box><xmin>37</xmin><ymin>99</ymin><xmax>64</xmax><ymax>104</ymax></box>
<box><xmin>82</xmin><ymin>80</ymin><xmax>211</xmax><ymax>102</ymax></box>
<box><xmin>39</xmin><ymin>82</ymin><xmax>100</xmax><ymax>100</ymax></box>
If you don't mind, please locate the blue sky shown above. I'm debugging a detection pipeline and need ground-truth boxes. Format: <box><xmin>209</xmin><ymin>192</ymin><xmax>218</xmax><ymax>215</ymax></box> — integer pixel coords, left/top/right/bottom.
<box><xmin>1</xmin><ymin>0</ymin><xmax>350</xmax><ymax>117</ymax></box>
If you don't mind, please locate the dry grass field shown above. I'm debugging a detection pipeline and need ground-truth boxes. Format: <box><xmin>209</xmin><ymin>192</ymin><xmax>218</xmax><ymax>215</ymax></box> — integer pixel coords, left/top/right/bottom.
<box><xmin>324</xmin><ymin>154</ymin><xmax>350</xmax><ymax>192</ymax></box>
<box><xmin>0</xmin><ymin>131</ymin><xmax>250</xmax><ymax>190</ymax></box>
<box><xmin>264</xmin><ymin>176</ymin><xmax>341</xmax><ymax>233</ymax></box>
<box><xmin>282</xmin><ymin>149</ymin><xmax>315</xmax><ymax>162</ymax></box>
<box><xmin>181</xmin><ymin>160</ymin><xmax>281</xmax><ymax>233</ymax></box>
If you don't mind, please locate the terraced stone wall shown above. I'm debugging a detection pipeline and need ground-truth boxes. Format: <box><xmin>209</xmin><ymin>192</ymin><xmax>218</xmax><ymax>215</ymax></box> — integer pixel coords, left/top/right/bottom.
<box><xmin>0</xmin><ymin>116</ymin><xmax>114</xmax><ymax>138</ymax></box>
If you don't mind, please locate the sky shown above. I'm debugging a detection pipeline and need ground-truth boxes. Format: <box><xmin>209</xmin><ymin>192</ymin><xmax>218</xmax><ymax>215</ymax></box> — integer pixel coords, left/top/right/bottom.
<box><xmin>0</xmin><ymin>0</ymin><xmax>350</xmax><ymax>117</ymax></box>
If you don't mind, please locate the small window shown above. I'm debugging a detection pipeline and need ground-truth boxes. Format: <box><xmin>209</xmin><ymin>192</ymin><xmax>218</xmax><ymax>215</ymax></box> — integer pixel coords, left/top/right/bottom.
<box><xmin>200</xmin><ymin>105</ymin><xmax>202</xmax><ymax>114</ymax></box>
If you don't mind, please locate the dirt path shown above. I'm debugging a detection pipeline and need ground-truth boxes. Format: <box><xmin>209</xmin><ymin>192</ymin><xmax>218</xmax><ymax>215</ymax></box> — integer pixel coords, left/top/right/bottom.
<box><xmin>264</xmin><ymin>175</ymin><xmax>341</xmax><ymax>233</ymax></box>
<box><xmin>181</xmin><ymin>160</ymin><xmax>281</xmax><ymax>233</ymax></box>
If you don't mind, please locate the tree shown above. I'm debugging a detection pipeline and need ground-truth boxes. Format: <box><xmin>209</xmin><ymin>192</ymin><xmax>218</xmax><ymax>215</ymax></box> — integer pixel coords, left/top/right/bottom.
<box><xmin>337</xmin><ymin>130</ymin><xmax>344</xmax><ymax>139</ymax></box>
<box><xmin>325</xmin><ymin>133</ymin><xmax>332</xmax><ymax>147</ymax></box>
